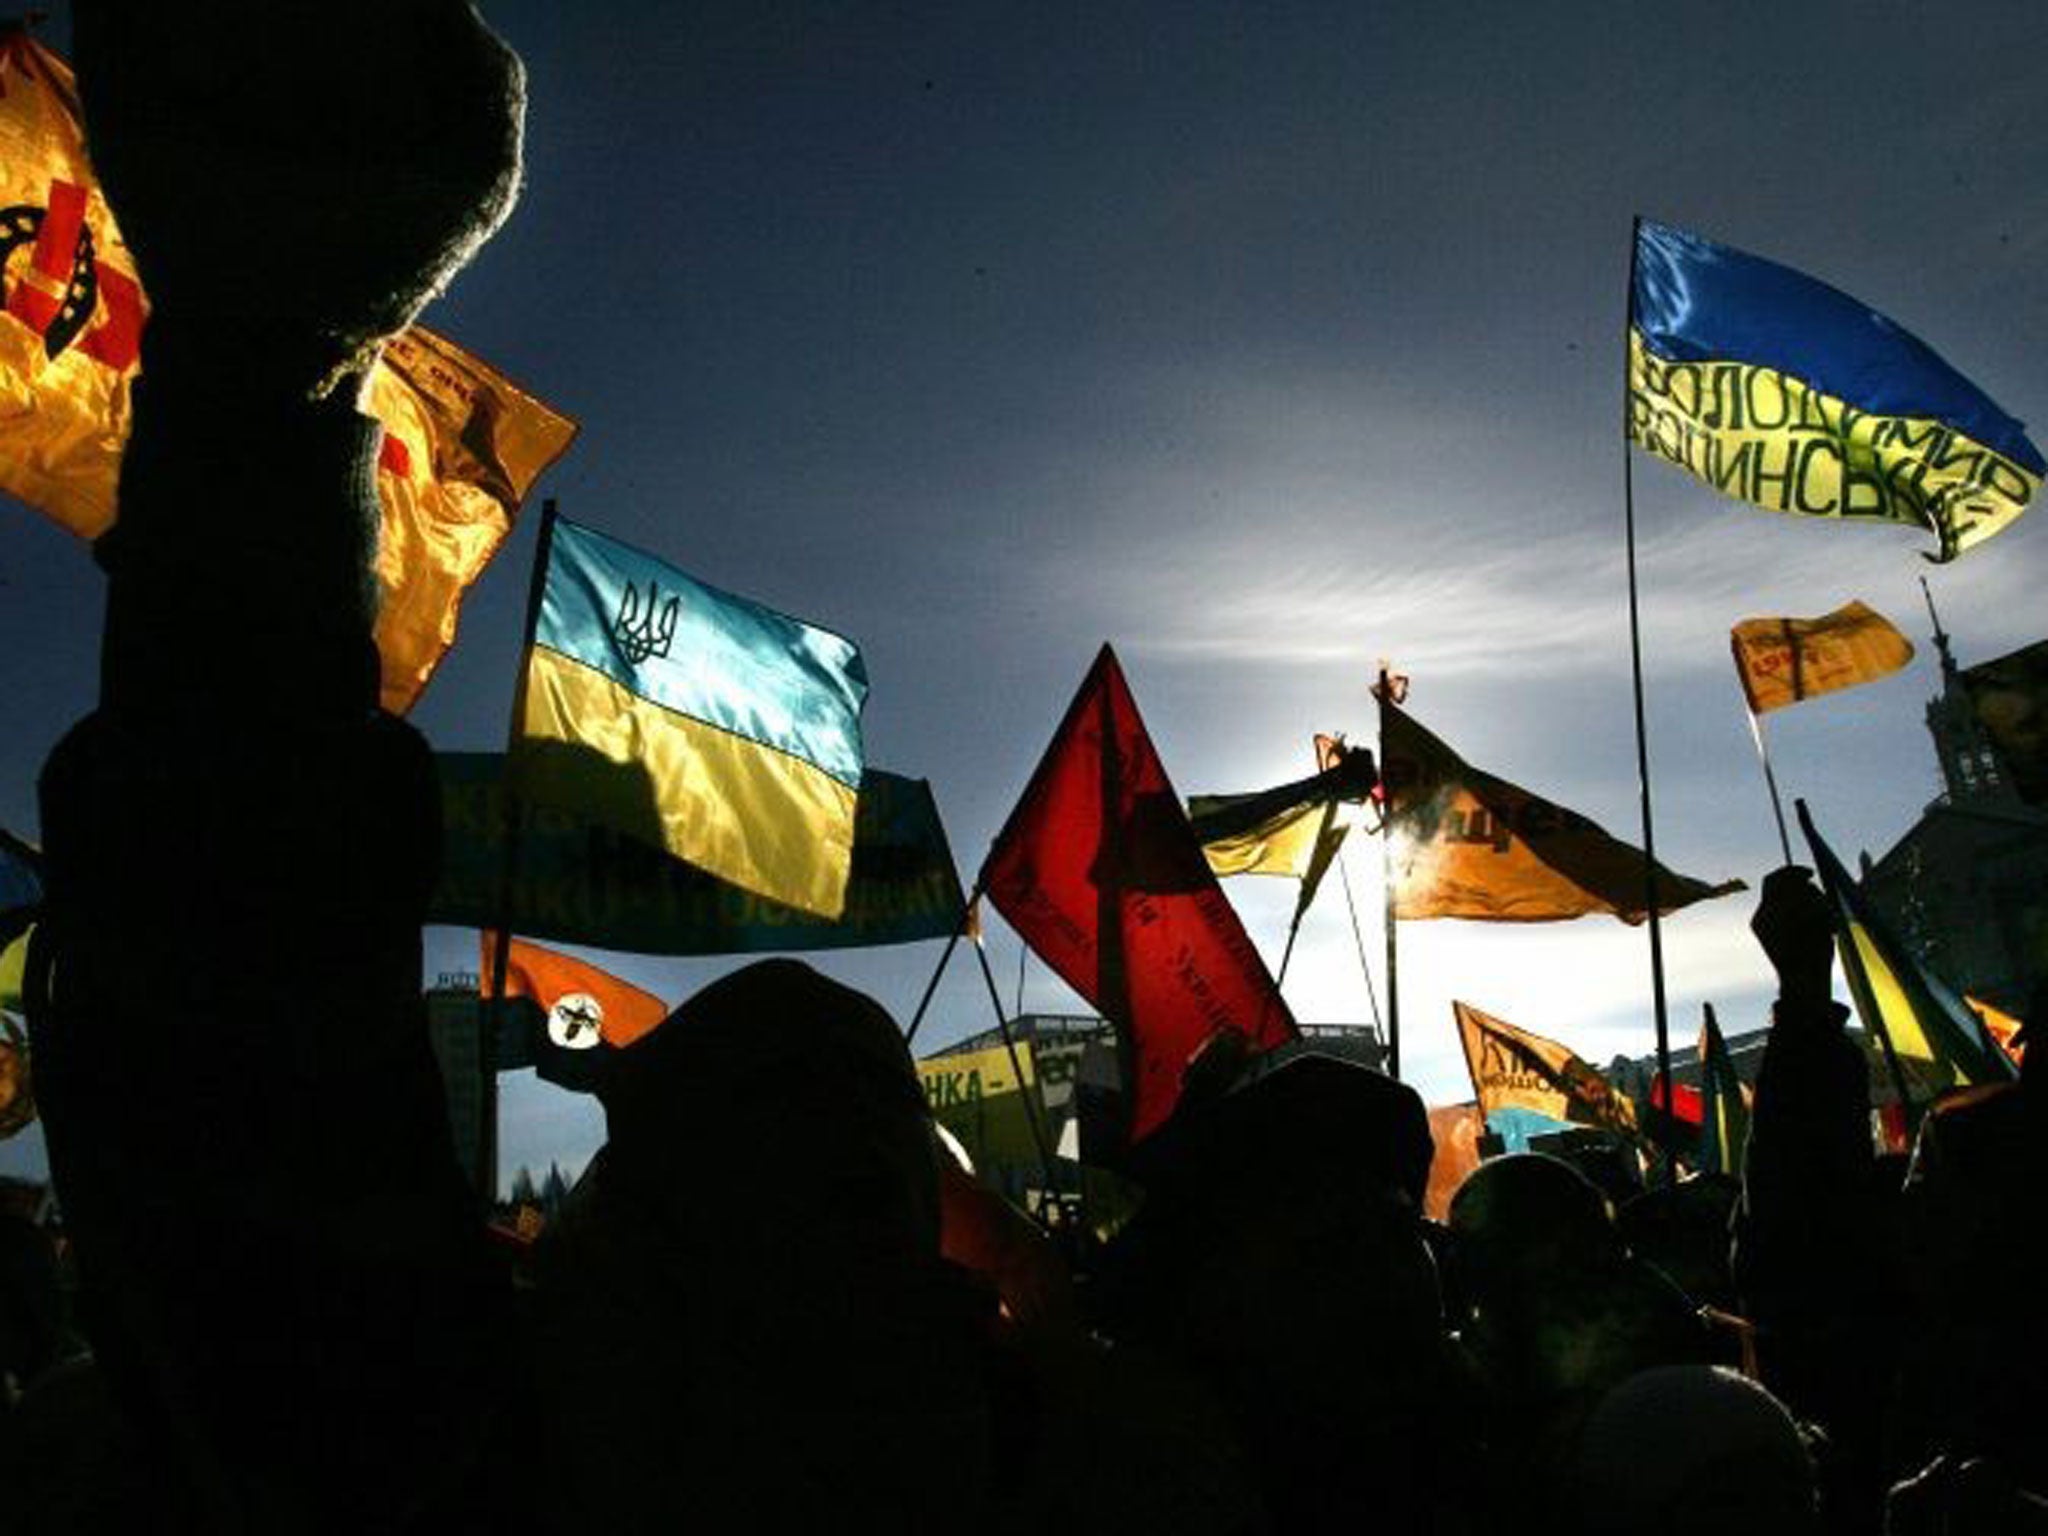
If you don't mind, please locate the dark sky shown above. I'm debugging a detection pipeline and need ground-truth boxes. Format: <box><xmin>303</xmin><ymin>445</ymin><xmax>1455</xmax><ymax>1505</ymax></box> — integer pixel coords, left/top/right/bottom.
<box><xmin>6</xmin><ymin>1</ymin><xmax>2046</xmax><ymax>1184</ymax></box>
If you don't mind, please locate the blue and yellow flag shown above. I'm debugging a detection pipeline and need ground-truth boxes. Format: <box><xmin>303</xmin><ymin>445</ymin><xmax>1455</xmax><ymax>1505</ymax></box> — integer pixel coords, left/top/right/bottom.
<box><xmin>1697</xmin><ymin>1004</ymin><xmax>1750</xmax><ymax>1178</ymax></box>
<box><xmin>1630</xmin><ymin>219</ymin><xmax>2042</xmax><ymax>561</ymax></box>
<box><xmin>514</xmin><ymin>517</ymin><xmax>868</xmax><ymax>919</ymax></box>
<box><xmin>1797</xmin><ymin>800</ymin><xmax>2013</xmax><ymax>1105</ymax></box>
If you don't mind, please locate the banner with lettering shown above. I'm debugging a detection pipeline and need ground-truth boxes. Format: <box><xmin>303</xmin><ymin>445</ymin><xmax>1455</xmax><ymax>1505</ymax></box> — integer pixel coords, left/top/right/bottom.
<box><xmin>429</xmin><ymin>753</ymin><xmax>965</xmax><ymax>956</ymax></box>
<box><xmin>1380</xmin><ymin>699</ymin><xmax>1741</xmax><ymax>924</ymax></box>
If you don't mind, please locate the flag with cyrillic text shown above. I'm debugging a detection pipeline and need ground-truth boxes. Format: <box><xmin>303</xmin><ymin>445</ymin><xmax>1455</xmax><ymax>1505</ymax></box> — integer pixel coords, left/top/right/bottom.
<box><xmin>1453</xmin><ymin>1000</ymin><xmax>1639</xmax><ymax>1138</ymax></box>
<box><xmin>1381</xmin><ymin>699</ymin><xmax>1742</xmax><ymax>923</ymax></box>
<box><xmin>982</xmin><ymin>646</ymin><xmax>1296</xmax><ymax>1143</ymax></box>
<box><xmin>1629</xmin><ymin>218</ymin><xmax>2041</xmax><ymax>561</ymax></box>
<box><xmin>1730</xmin><ymin>600</ymin><xmax>1914</xmax><ymax>716</ymax></box>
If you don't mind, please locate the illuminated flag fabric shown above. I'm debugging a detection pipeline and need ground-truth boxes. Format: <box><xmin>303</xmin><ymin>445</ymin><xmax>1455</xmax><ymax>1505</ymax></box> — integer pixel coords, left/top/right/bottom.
<box><xmin>1629</xmin><ymin>218</ymin><xmax>2042</xmax><ymax>561</ymax></box>
<box><xmin>365</xmin><ymin>328</ymin><xmax>577</xmax><ymax>713</ymax></box>
<box><xmin>1730</xmin><ymin>600</ymin><xmax>1915</xmax><ymax>715</ymax></box>
<box><xmin>1381</xmin><ymin>699</ymin><xmax>1742</xmax><ymax>923</ymax></box>
<box><xmin>0</xmin><ymin>30</ymin><xmax>145</xmax><ymax>532</ymax></box>
<box><xmin>1697</xmin><ymin>1005</ymin><xmax>1751</xmax><ymax>1177</ymax></box>
<box><xmin>1189</xmin><ymin>733</ymin><xmax>1370</xmax><ymax>903</ymax></box>
<box><xmin>1966</xmin><ymin>995</ymin><xmax>2025</xmax><ymax>1068</ymax></box>
<box><xmin>514</xmin><ymin>517</ymin><xmax>868</xmax><ymax>919</ymax></box>
<box><xmin>1960</xmin><ymin>636</ymin><xmax>2048</xmax><ymax>806</ymax></box>
<box><xmin>0</xmin><ymin>34</ymin><xmax>575</xmax><ymax>714</ymax></box>
<box><xmin>1797</xmin><ymin>801</ymin><xmax>2012</xmax><ymax>1101</ymax></box>
<box><xmin>479</xmin><ymin>932</ymin><xmax>668</xmax><ymax>1051</ymax></box>
<box><xmin>1453</xmin><ymin>1000</ymin><xmax>1639</xmax><ymax>1137</ymax></box>
<box><xmin>982</xmin><ymin>646</ymin><xmax>1297</xmax><ymax>1143</ymax></box>
<box><xmin>1423</xmin><ymin>1101</ymin><xmax>1486</xmax><ymax>1222</ymax></box>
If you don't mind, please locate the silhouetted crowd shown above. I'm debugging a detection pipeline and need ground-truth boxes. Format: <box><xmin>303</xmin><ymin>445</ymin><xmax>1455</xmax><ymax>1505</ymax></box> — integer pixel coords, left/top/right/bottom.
<box><xmin>5</xmin><ymin>4</ymin><xmax>2044</xmax><ymax>1531</ymax></box>
<box><xmin>4</xmin><ymin>868</ymin><xmax>2046</xmax><ymax>1533</ymax></box>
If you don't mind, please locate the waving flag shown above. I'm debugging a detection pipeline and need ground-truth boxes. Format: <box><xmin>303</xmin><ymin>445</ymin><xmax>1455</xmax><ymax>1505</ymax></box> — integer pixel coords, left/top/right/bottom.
<box><xmin>982</xmin><ymin>646</ymin><xmax>1296</xmax><ymax>1143</ymax></box>
<box><xmin>1731</xmin><ymin>600</ymin><xmax>1915</xmax><ymax>715</ymax></box>
<box><xmin>0</xmin><ymin>28</ymin><xmax>144</xmax><ymax>532</ymax></box>
<box><xmin>0</xmin><ymin>32</ymin><xmax>575</xmax><ymax>713</ymax></box>
<box><xmin>480</xmin><ymin>932</ymin><xmax>668</xmax><ymax>1051</ymax></box>
<box><xmin>364</xmin><ymin>328</ymin><xmax>577</xmax><ymax>712</ymax></box>
<box><xmin>1381</xmin><ymin>699</ymin><xmax>1741</xmax><ymax>923</ymax></box>
<box><xmin>513</xmin><ymin>517</ymin><xmax>868</xmax><ymax>919</ymax></box>
<box><xmin>1798</xmin><ymin>800</ymin><xmax>2013</xmax><ymax>1102</ymax></box>
<box><xmin>1189</xmin><ymin>734</ymin><xmax>1370</xmax><ymax>890</ymax></box>
<box><xmin>1697</xmin><ymin>1004</ymin><xmax>1751</xmax><ymax>1177</ymax></box>
<box><xmin>1453</xmin><ymin>1001</ymin><xmax>1639</xmax><ymax>1138</ymax></box>
<box><xmin>1629</xmin><ymin>218</ymin><xmax>2041</xmax><ymax>561</ymax></box>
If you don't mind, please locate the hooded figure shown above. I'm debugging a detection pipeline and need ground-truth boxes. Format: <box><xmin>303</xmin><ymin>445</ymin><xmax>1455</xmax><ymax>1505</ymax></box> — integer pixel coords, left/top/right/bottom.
<box><xmin>525</xmin><ymin>960</ymin><xmax>997</xmax><ymax>1532</ymax></box>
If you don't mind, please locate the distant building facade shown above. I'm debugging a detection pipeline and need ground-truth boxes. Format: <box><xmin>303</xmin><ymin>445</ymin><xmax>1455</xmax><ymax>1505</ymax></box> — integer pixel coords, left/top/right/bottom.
<box><xmin>1861</xmin><ymin>611</ymin><xmax>2048</xmax><ymax>1018</ymax></box>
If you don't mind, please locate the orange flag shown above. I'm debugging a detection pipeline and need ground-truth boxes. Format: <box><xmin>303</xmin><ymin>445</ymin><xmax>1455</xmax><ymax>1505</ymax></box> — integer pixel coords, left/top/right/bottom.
<box><xmin>1453</xmin><ymin>1000</ymin><xmax>1639</xmax><ymax>1137</ymax></box>
<box><xmin>1730</xmin><ymin>600</ymin><xmax>1914</xmax><ymax>715</ymax></box>
<box><xmin>1380</xmin><ymin>699</ymin><xmax>1742</xmax><ymax>923</ymax></box>
<box><xmin>0</xmin><ymin>32</ymin><xmax>576</xmax><ymax>714</ymax></box>
<box><xmin>479</xmin><ymin>933</ymin><xmax>669</xmax><ymax>1051</ymax></box>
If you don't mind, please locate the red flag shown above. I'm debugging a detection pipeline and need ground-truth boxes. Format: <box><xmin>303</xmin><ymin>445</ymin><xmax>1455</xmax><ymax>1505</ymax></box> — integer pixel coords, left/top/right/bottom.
<box><xmin>981</xmin><ymin>646</ymin><xmax>1296</xmax><ymax>1142</ymax></box>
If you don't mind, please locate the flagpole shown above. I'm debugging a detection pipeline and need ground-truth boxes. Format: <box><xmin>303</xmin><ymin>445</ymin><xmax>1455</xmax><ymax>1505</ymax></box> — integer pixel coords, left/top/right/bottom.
<box><xmin>1377</xmin><ymin>664</ymin><xmax>1402</xmax><ymax>1081</ymax></box>
<box><xmin>1622</xmin><ymin>217</ymin><xmax>1675</xmax><ymax>1183</ymax></box>
<box><xmin>1274</xmin><ymin>796</ymin><xmax>1339</xmax><ymax>990</ymax></box>
<box><xmin>904</xmin><ymin>882</ymin><xmax>976</xmax><ymax>1048</ymax></box>
<box><xmin>1744</xmin><ymin>707</ymin><xmax>1795</xmax><ymax>863</ymax></box>
<box><xmin>971</xmin><ymin>932</ymin><xmax>1061</xmax><ymax>1211</ymax></box>
<box><xmin>1794</xmin><ymin>798</ymin><xmax>1918</xmax><ymax>1128</ymax></box>
<box><xmin>483</xmin><ymin>499</ymin><xmax>565</xmax><ymax>1212</ymax></box>
<box><xmin>1097</xmin><ymin>669</ymin><xmax>1135</xmax><ymax>1144</ymax></box>
<box><xmin>1335</xmin><ymin>848</ymin><xmax>1385</xmax><ymax>1038</ymax></box>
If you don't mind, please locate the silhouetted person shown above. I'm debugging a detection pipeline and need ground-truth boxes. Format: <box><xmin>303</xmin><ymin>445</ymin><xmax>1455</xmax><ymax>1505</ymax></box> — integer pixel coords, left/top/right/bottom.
<box><xmin>1567</xmin><ymin>1365</ymin><xmax>1818</xmax><ymax>1535</ymax></box>
<box><xmin>1098</xmin><ymin>1050</ymin><xmax>1453</xmax><ymax>1534</ymax></box>
<box><xmin>28</xmin><ymin>5</ymin><xmax>525</xmax><ymax>1528</ymax></box>
<box><xmin>1892</xmin><ymin>979</ymin><xmax>2048</xmax><ymax>1498</ymax></box>
<box><xmin>1732</xmin><ymin>865</ymin><xmax>1901</xmax><ymax>1535</ymax></box>
<box><xmin>525</xmin><ymin>960</ymin><xmax>1000</xmax><ymax>1530</ymax></box>
<box><xmin>1446</xmin><ymin>1151</ymin><xmax>1713</xmax><ymax>1531</ymax></box>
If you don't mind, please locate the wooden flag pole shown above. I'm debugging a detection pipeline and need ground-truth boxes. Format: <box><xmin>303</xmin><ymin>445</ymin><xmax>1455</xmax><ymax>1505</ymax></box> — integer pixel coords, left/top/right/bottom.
<box><xmin>1622</xmin><ymin>218</ymin><xmax>1676</xmax><ymax>1185</ymax></box>
<box><xmin>1376</xmin><ymin>663</ymin><xmax>1402</xmax><ymax>1081</ymax></box>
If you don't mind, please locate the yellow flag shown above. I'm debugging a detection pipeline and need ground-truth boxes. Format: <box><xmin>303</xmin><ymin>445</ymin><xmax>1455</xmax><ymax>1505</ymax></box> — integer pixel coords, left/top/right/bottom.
<box><xmin>366</xmin><ymin>328</ymin><xmax>577</xmax><ymax>712</ymax></box>
<box><xmin>1382</xmin><ymin>700</ymin><xmax>1742</xmax><ymax>923</ymax></box>
<box><xmin>0</xmin><ymin>30</ymin><xmax>146</xmax><ymax>534</ymax></box>
<box><xmin>1453</xmin><ymin>1000</ymin><xmax>1639</xmax><ymax>1136</ymax></box>
<box><xmin>0</xmin><ymin>33</ymin><xmax>576</xmax><ymax>714</ymax></box>
<box><xmin>1730</xmin><ymin>600</ymin><xmax>1915</xmax><ymax>716</ymax></box>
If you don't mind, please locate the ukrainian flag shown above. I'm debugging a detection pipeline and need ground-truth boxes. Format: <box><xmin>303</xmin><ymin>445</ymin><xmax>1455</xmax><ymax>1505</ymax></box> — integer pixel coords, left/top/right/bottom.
<box><xmin>515</xmin><ymin>518</ymin><xmax>868</xmax><ymax>919</ymax></box>
<box><xmin>1630</xmin><ymin>219</ymin><xmax>2042</xmax><ymax>560</ymax></box>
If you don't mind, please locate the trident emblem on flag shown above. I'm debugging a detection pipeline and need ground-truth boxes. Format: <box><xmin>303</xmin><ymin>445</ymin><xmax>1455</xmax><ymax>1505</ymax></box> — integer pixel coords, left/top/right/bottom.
<box><xmin>614</xmin><ymin>578</ymin><xmax>679</xmax><ymax>665</ymax></box>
